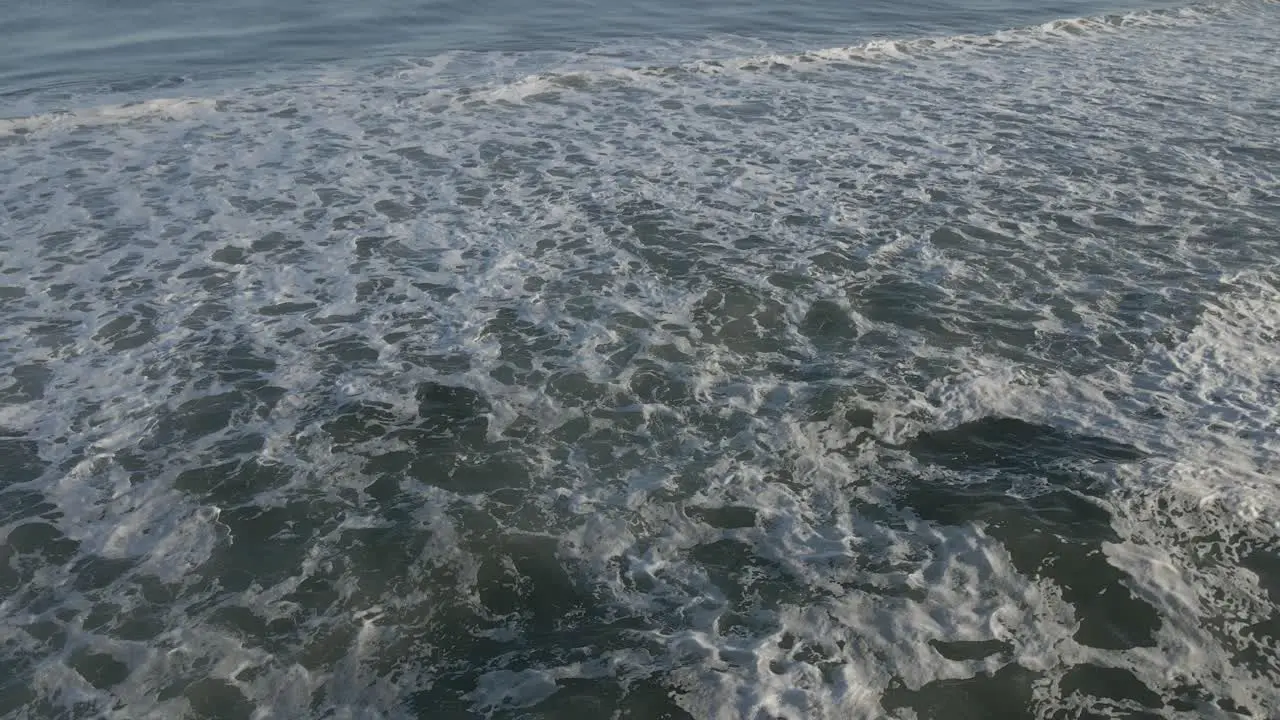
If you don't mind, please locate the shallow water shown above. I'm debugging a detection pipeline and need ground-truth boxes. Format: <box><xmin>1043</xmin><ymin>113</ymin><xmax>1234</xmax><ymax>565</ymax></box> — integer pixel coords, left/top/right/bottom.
<box><xmin>2</xmin><ymin>1</ymin><xmax>1279</xmax><ymax>718</ymax></box>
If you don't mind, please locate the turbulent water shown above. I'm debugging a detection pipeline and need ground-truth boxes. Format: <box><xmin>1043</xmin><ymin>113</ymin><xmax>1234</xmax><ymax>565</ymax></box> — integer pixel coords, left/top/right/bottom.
<box><xmin>2</xmin><ymin>1</ymin><xmax>1279</xmax><ymax>718</ymax></box>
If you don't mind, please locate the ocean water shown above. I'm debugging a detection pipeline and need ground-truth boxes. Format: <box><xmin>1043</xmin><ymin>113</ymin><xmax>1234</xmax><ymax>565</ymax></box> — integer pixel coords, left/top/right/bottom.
<box><xmin>2</xmin><ymin>0</ymin><xmax>1279</xmax><ymax>718</ymax></box>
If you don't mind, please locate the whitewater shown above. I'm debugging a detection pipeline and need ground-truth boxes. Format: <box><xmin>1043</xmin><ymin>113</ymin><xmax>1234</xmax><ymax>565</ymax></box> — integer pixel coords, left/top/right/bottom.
<box><xmin>1</xmin><ymin>1</ymin><xmax>1277</xmax><ymax>718</ymax></box>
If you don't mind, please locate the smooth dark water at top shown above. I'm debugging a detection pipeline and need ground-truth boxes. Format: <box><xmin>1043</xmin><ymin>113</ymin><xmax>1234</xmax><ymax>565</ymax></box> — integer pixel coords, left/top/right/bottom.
<box><xmin>1</xmin><ymin>0</ymin><xmax>1184</xmax><ymax>99</ymax></box>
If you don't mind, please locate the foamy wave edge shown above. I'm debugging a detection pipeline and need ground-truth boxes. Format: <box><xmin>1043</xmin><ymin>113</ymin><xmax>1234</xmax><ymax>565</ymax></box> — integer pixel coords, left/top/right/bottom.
<box><xmin>478</xmin><ymin>0</ymin><xmax>1269</xmax><ymax>101</ymax></box>
<box><xmin>0</xmin><ymin>97</ymin><xmax>217</xmax><ymax>136</ymax></box>
<box><xmin>742</xmin><ymin>0</ymin><xmax>1262</xmax><ymax>67</ymax></box>
<box><xmin>0</xmin><ymin>0</ymin><xmax>1270</xmax><ymax>134</ymax></box>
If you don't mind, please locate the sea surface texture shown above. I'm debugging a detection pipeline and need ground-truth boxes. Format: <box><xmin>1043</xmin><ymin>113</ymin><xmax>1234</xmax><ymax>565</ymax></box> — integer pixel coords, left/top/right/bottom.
<box><xmin>1</xmin><ymin>0</ymin><xmax>1278</xmax><ymax>718</ymax></box>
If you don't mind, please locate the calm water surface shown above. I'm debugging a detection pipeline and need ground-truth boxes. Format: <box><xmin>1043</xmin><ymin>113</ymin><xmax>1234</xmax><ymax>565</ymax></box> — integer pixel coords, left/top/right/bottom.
<box><xmin>1</xmin><ymin>0</ymin><xmax>1191</xmax><ymax>98</ymax></box>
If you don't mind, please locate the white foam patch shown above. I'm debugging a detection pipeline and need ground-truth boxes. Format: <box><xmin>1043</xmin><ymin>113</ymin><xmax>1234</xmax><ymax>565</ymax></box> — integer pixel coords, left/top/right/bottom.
<box><xmin>0</xmin><ymin>97</ymin><xmax>217</xmax><ymax>137</ymax></box>
<box><xmin>1</xmin><ymin>1</ymin><xmax>1279</xmax><ymax>718</ymax></box>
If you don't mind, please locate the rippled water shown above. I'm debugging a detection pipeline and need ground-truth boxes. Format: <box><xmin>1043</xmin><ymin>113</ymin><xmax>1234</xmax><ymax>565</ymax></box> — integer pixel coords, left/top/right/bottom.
<box><xmin>0</xmin><ymin>0</ymin><xmax>1191</xmax><ymax>99</ymax></box>
<box><xmin>2</xmin><ymin>1</ymin><xmax>1279</xmax><ymax>718</ymax></box>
